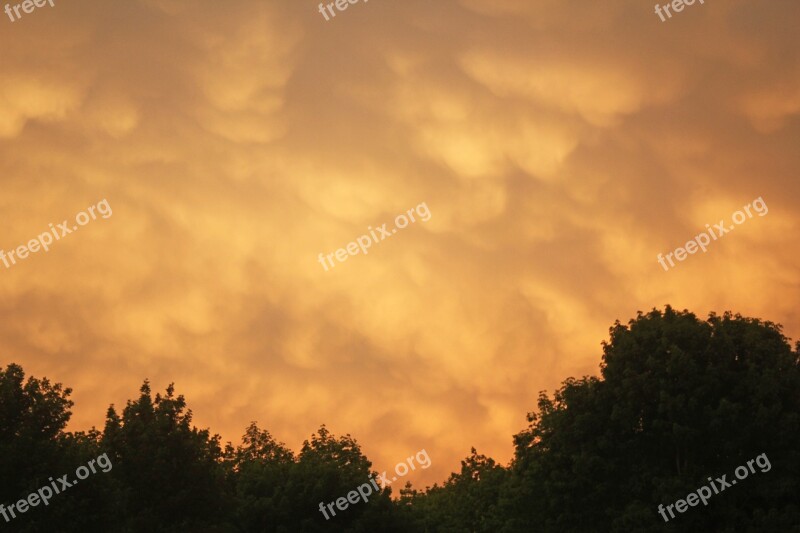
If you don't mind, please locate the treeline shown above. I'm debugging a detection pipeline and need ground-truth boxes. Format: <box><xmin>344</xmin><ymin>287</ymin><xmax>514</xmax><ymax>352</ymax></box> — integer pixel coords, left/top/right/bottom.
<box><xmin>2</xmin><ymin>306</ymin><xmax>799</xmax><ymax>532</ymax></box>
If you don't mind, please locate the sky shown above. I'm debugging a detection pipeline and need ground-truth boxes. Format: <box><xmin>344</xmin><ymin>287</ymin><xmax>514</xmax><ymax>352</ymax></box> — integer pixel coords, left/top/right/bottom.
<box><xmin>1</xmin><ymin>0</ymin><xmax>798</xmax><ymax>488</ymax></box>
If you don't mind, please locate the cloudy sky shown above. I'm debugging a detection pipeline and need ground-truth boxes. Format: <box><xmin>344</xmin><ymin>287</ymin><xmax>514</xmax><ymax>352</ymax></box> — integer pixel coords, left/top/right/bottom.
<box><xmin>1</xmin><ymin>0</ymin><xmax>798</xmax><ymax>487</ymax></box>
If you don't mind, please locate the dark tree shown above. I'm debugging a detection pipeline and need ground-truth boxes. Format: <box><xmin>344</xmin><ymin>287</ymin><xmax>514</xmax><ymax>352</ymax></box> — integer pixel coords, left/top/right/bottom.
<box><xmin>6</xmin><ymin>306</ymin><xmax>800</xmax><ymax>532</ymax></box>
<box><xmin>101</xmin><ymin>381</ymin><xmax>231</xmax><ymax>533</ymax></box>
<box><xmin>0</xmin><ymin>364</ymin><xmax>112</xmax><ymax>532</ymax></box>
<box><xmin>505</xmin><ymin>307</ymin><xmax>800</xmax><ymax>532</ymax></box>
<box><xmin>228</xmin><ymin>422</ymin><xmax>295</xmax><ymax>531</ymax></box>
<box><xmin>403</xmin><ymin>448</ymin><xmax>508</xmax><ymax>532</ymax></box>
<box><xmin>0</xmin><ymin>363</ymin><xmax>73</xmax><ymax>498</ymax></box>
<box><xmin>290</xmin><ymin>425</ymin><xmax>403</xmax><ymax>531</ymax></box>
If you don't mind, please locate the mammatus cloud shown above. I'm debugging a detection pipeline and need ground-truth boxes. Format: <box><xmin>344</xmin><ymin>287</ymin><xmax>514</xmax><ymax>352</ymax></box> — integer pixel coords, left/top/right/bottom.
<box><xmin>0</xmin><ymin>0</ymin><xmax>798</xmax><ymax>486</ymax></box>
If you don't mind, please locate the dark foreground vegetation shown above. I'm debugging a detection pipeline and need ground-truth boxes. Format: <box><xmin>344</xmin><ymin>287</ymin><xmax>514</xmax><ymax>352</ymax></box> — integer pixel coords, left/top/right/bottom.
<box><xmin>2</xmin><ymin>306</ymin><xmax>799</xmax><ymax>532</ymax></box>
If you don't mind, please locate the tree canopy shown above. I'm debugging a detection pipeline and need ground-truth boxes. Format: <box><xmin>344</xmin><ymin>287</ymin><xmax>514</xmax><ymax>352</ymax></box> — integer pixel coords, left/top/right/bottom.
<box><xmin>1</xmin><ymin>306</ymin><xmax>798</xmax><ymax>531</ymax></box>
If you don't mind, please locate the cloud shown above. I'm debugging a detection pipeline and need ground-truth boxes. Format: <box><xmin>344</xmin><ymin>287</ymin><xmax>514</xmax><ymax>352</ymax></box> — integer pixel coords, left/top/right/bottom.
<box><xmin>0</xmin><ymin>0</ymin><xmax>798</xmax><ymax>488</ymax></box>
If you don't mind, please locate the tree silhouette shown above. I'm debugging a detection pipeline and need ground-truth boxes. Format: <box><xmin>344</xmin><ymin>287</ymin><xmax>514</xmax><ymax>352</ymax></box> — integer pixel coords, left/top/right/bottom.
<box><xmin>2</xmin><ymin>307</ymin><xmax>799</xmax><ymax>532</ymax></box>
<box><xmin>0</xmin><ymin>364</ymin><xmax>114</xmax><ymax>532</ymax></box>
<box><xmin>0</xmin><ymin>363</ymin><xmax>73</xmax><ymax>497</ymax></box>
<box><xmin>403</xmin><ymin>448</ymin><xmax>508</xmax><ymax>532</ymax></box>
<box><xmin>499</xmin><ymin>307</ymin><xmax>800</xmax><ymax>532</ymax></box>
<box><xmin>102</xmin><ymin>381</ymin><xmax>230</xmax><ymax>532</ymax></box>
<box><xmin>229</xmin><ymin>422</ymin><xmax>295</xmax><ymax>531</ymax></box>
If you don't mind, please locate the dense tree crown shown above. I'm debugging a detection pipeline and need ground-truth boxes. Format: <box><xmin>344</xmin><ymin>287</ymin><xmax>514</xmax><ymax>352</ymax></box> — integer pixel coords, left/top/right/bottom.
<box><xmin>1</xmin><ymin>307</ymin><xmax>798</xmax><ymax>531</ymax></box>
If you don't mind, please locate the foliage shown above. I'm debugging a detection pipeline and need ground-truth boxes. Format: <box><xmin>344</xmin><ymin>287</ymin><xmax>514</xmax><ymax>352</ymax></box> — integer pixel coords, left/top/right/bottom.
<box><xmin>2</xmin><ymin>307</ymin><xmax>799</xmax><ymax>532</ymax></box>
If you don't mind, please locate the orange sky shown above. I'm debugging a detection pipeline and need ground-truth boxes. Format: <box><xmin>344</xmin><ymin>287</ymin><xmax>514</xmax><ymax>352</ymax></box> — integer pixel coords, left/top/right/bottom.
<box><xmin>1</xmin><ymin>0</ymin><xmax>799</xmax><ymax>488</ymax></box>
